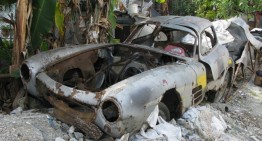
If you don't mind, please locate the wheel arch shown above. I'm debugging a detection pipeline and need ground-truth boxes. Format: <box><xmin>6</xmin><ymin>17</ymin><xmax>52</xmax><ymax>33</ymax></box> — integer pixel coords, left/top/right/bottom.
<box><xmin>161</xmin><ymin>88</ymin><xmax>183</xmax><ymax>119</ymax></box>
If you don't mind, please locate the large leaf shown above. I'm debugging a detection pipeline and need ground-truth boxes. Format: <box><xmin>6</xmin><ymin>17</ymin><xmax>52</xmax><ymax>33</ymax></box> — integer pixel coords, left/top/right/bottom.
<box><xmin>108</xmin><ymin>0</ymin><xmax>117</xmax><ymax>43</ymax></box>
<box><xmin>55</xmin><ymin>2</ymin><xmax>64</xmax><ymax>37</ymax></box>
<box><xmin>30</xmin><ymin>0</ymin><xmax>56</xmax><ymax>53</ymax></box>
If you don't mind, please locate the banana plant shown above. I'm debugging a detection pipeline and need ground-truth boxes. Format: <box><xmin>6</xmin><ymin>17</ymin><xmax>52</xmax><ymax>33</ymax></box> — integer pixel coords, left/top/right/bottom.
<box><xmin>30</xmin><ymin>0</ymin><xmax>56</xmax><ymax>54</ymax></box>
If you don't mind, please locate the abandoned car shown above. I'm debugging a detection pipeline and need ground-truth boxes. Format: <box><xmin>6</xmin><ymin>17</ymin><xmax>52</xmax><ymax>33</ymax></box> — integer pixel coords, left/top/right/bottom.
<box><xmin>20</xmin><ymin>16</ymin><xmax>233</xmax><ymax>138</ymax></box>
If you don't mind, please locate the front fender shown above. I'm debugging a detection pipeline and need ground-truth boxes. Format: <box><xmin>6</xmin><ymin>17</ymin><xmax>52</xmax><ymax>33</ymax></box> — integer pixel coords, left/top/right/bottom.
<box><xmin>95</xmin><ymin>63</ymin><xmax>197</xmax><ymax>137</ymax></box>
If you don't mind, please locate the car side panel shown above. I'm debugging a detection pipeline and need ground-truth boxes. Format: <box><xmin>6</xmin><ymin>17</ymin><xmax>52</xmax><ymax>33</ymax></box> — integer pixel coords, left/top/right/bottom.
<box><xmin>95</xmin><ymin>63</ymin><xmax>197</xmax><ymax>137</ymax></box>
<box><xmin>200</xmin><ymin>44</ymin><xmax>229</xmax><ymax>80</ymax></box>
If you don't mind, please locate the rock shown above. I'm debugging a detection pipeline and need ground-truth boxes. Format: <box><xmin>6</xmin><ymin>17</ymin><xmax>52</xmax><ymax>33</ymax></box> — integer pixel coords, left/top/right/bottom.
<box><xmin>186</xmin><ymin>133</ymin><xmax>202</xmax><ymax>141</ymax></box>
<box><xmin>61</xmin><ymin>123</ymin><xmax>70</xmax><ymax>132</ymax></box>
<box><xmin>47</xmin><ymin>115</ymin><xmax>59</xmax><ymax>129</ymax></box>
<box><xmin>99</xmin><ymin>136</ymin><xmax>114</xmax><ymax>141</ymax></box>
<box><xmin>250</xmin><ymin>136</ymin><xmax>259</xmax><ymax>141</ymax></box>
<box><xmin>10</xmin><ymin>107</ymin><xmax>23</xmax><ymax>115</ymax></box>
<box><xmin>79</xmin><ymin>138</ymin><xmax>84</xmax><ymax>141</ymax></box>
<box><xmin>69</xmin><ymin>138</ymin><xmax>78</xmax><ymax>141</ymax></box>
<box><xmin>55</xmin><ymin>137</ymin><xmax>65</xmax><ymax>141</ymax></box>
<box><xmin>68</xmin><ymin>126</ymin><xmax>75</xmax><ymax>134</ymax></box>
<box><xmin>74</xmin><ymin>132</ymin><xmax>84</xmax><ymax>139</ymax></box>
<box><xmin>69</xmin><ymin>133</ymin><xmax>74</xmax><ymax>138</ymax></box>
<box><xmin>63</xmin><ymin>134</ymin><xmax>70</xmax><ymax>140</ymax></box>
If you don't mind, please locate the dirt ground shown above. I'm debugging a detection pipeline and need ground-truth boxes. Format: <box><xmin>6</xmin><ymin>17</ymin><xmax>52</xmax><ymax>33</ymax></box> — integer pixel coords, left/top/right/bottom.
<box><xmin>210</xmin><ymin>75</ymin><xmax>262</xmax><ymax>141</ymax></box>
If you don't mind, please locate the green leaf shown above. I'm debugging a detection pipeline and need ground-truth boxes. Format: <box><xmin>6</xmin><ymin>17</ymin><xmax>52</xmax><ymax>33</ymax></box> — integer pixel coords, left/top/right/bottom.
<box><xmin>40</xmin><ymin>41</ymin><xmax>49</xmax><ymax>51</ymax></box>
<box><xmin>30</xmin><ymin>0</ymin><xmax>56</xmax><ymax>54</ymax></box>
<box><xmin>108</xmin><ymin>0</ymin><xmax>117</xmax><ymax>43</ymax></box>
<box><xmin>108</xmin><ymin>0</ymin><xmax>116</xmax><ymax>29</ymax></box>
<box><xmin>10</xmin><ymin>69</ymin><xmax>20</xmax><ymax>78</ymax></box>
<box><xmin>55</xmin><ymin>2</ymin><xmax>64</xmax><ymax>37</ymax></box>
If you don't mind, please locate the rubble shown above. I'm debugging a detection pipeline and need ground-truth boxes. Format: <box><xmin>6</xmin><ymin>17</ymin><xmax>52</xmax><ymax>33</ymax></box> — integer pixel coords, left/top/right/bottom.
<box><xmin>128</xmin><ymin>105</ymin><xmax>238</xmax><ymax>141</ymax></box>
<box><xmin>0</xmin><ymin>96</ymin><xmax>262</xmax><ymax>141</ymax></box>
<box><xmin>0</xmin><ymin>110</ymin><xmax>64</xmax><ymax>141</ymax></box>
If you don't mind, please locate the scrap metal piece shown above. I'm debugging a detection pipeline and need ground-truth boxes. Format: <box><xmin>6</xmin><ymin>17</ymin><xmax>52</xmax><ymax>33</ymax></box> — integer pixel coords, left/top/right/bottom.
<box><xmin>47</xmin><ymin>96</ymin><xmax>103</xmax><ymax>140</ymax></box>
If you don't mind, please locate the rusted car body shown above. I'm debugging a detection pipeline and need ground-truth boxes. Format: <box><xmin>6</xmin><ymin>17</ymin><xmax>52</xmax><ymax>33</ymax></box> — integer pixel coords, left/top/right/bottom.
<box><xmin>20</xmin><ymin>16</ymin><xmax>233</xmax><ymax>138</ymax></box>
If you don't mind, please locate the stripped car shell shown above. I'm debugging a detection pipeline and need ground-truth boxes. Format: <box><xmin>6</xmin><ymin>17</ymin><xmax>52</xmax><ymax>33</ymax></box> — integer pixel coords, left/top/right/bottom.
<box><xmin>20</xmin><ymin>16</ymin><xmax>233</xmax><ymax>138</ymax></box>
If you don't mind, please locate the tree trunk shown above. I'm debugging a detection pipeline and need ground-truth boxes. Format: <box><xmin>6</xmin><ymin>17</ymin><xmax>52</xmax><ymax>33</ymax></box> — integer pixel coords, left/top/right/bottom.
<box><xmin>10</xmin><ymin>0</ymin><xmax>29</xmax><ymax>72</ymax></box>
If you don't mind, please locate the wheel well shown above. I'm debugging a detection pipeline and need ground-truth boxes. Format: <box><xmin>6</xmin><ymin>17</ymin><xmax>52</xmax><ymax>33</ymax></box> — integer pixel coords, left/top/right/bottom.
<box><xmin>63</xmin><ymin>68</ymin><xmax>83</xmax><ymax>82</ymax></box>
<box><xmin>161</xmin><ymin>88</ymin><xmax>183</xmax><ymax>119</ymax></box>
<box><xmin>200</xmin><ymin>61</ymin><xmax>213</xmax><ymax>82</ymax></box>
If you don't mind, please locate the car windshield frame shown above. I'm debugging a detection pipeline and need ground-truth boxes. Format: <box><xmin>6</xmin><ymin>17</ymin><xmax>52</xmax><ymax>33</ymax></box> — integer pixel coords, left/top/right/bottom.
<box><xmin>125</xmin><ymin>23</ymin><xmax>198</xmax><ymax>58</ymax></box>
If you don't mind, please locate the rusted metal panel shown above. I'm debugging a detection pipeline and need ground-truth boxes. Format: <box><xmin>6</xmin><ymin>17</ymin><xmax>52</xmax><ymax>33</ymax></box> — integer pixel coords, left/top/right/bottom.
<box><xmin>200</xmin><ymin>44</ymin><xmax>230</xmax><ymax>80</ymax></box>
<box><xmin>37</xmin><ymin>72</ymin><xmax>99</xmax><ymax>106</ymax></box>
<box><xmin>20</xmin><ymin>44</ymin><xmax>113</xmax><ymax>97</ymax></box>
<box><xmin>94</xmin><ymin>64</ymin><xmax>197</xmax><ymax>137</ymax></box>
<box><xmin>47</xmin><ymin>96</ymin><xmax>103</xmax><ymax>140</ymax></box>
<box><xmin>138</xmin><ymin>16</ymin><xmax>212</xmax><ymax>33</ymax></box>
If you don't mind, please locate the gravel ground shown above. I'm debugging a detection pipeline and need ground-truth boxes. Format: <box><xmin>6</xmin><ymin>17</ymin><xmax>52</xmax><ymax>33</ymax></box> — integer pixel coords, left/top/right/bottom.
<box><xmin>0</xmin><ymin>71</ymin><xmax>262</xmax><ymax>141</ymax></box>
<box><xmin>210</xmin><ymin>77</ymin><xmax>262</xmax><ymax>141</ymax></box>
<box><xmin>0</xmin><ymin>109</ymin><xmax>65</xmax><ymax>141</ymax></box>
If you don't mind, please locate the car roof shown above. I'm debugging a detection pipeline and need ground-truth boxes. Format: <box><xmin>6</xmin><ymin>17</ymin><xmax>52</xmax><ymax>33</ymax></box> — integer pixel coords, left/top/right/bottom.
<box><xmin>140</xmin><ymin>16</ymin><xmax>212</xmax><ymax>33</ymax></box>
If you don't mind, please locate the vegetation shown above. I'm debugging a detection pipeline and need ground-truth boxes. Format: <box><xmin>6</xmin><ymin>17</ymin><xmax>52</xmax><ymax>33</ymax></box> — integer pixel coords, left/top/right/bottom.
<box><xmin>194</xmin><ymin>0</ymin><xmax>261</xmax><ymax>20</ymax></box>
<box><xmin>172</xmin><ymin>0</ymin><xmax>197</xmax><ymax>16</ymax></box>
<box><xmin>30</xmin><ymin>0</ymin><xmax>56</xmax><ymax>54</ymax></box>
<box><xmin>0</xmin><ymin>39</ymin><xmax>13</xmax><ymax>73</ymax></box>
<box><xmin>171</xmin><ymin>0</ymin><xmax>261</xmax><ymax>20</ymax></box>
<box><xmin>0</xmin><ymin>0</ymin><xmax>16</xmax><ymax>6</ymax></box>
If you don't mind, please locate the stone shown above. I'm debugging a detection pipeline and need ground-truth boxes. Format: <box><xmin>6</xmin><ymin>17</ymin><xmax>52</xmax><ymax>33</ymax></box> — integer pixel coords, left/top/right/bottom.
<box><xmin>69</xmin><ymin>138</ymin><xmax>78</xmax><ymax>141</ymax></box>
<box><xmin>55</xmin><ymin>137</ymin><xmax>65</xmax><ymax>141</ymax></box>
<box><xmin>68</xmin><ymin>126</ymin><xmax>75</xmax><ymax>134</ymax></box>
<box><xmin>68</xmin><ymin>133</ymin><xmax>74</xmax><ymax>138</ymax></box>
<box><xmin>63</xmin><ymin>134</ymin><xmax>70</xmax><ymax>140</ymax></box>
<box><xmin>61</xmin><ymin>123</ymin><xmax>70</xmax><ymax>133</ymax></box>
<box><xmin>250</xmin><ymin>136</ymin><xmax>259</xmax><ymax>141</ymax></box>
<box><xmin>10</xmin><ymin>107</ymin><xmax>23</xmax><ymax>115</ymax></box>
<box><xmin>74</xmin><ymin>132</ymin><xmax>84</xmax><ymax>139</ymax></box>
<box><xmin>47</xmin><ymin>115</ymin><xmax>59</xmax><ymax>129</ymax></box>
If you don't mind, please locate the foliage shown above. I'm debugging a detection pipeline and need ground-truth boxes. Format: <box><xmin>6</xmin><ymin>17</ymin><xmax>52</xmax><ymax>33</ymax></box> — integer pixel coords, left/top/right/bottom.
<box><xmin>193</xmin><ymin>0</ymin><xmax>262</xmax><ymax>20</ymax></box>
<box><xmin>0</xmin><ymin>0</ymin><xmax>16</xmax><ymax>6</ymax></box>
<box><xmin>1</xmin><ymin>25</ymin><xmax>11</xmax><ymax>30</ymax></box>
<box><xmin>30</xmin><ymin>0</ymin><xmax>56</xmax><ymax>54</ymax></box>
<box><xmin>172</xmin><ymin>0</ymin><xmax>197</xmax><ymax>16</ymax></box>
<box><xmin>108</xmin><ymin>0</ymin><xmax>117</xmax><ymax>42</ymax></box>
<box><xmin>0</xmin><ymin>39</ymin><xmax>13</xmax><ymax>73</ymax></box>
<box><xmin>55</xmin><ymin>2</ymin><xmax>64</xmax><ymax>38</ymax></box>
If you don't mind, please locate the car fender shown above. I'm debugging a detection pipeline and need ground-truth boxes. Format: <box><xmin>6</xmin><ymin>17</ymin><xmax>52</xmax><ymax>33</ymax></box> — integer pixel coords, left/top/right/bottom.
<box><xmin>95</xmin><ymin>63</ymin><xmax>197</xmax><ymax>137</ymax></box>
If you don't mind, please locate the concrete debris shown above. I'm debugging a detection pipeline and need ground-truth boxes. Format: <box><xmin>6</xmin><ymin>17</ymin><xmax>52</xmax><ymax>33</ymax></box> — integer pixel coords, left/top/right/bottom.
<box><xmin>74</xmin><ymin>132</ymin><xmax>84</xmax><ymax>139</ymax></box>
<box><xmin>61</xmin><ymin>123</ymin><xmax>70</xmax><ymax>132</ymax></box>
<box><xmin>115</xmin><ymin>133</ymin><xmax>129</xmax><ymax>141</ymax></box>
<box><xmin>0</xmin><ymin>111</ymin><xmax>63</xmax><ymax>141</ymax></box>
<box><xmin>69</xmin><ymin>138</ymin><xmax>78</xmax><ymax>141</ymax></box>
<box><xmin>0</xmin><ymin>102</ymin><xmax>261</xmax><ymax>141</ymax></box>
<box><xmin>55</xmin><ymin>137</ymin><xmax>65</xmax><ymax>141</ymax></box>
<box><xmin>10</xmin><ymin>106</ymin><xmax>23</xmax><ymax>115</ymax></box>
<box><xmin>47</xmin><ymin>115</ymin><xmax>60</xmax><ymax>129</ymax></box>
<box><xmin>179</xmin><ymin>106</ymin><xmax>230</xmax><ymax>140</ymax></box>
<box><xmin>68</xmin><ymin>126</ymin><xmax>75</xmax><ymax>134</ymax></box>
<box><xmin>126</xmin><ymin>105</ymin><xmax>238</xmax><ymax>141</ymax></box>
